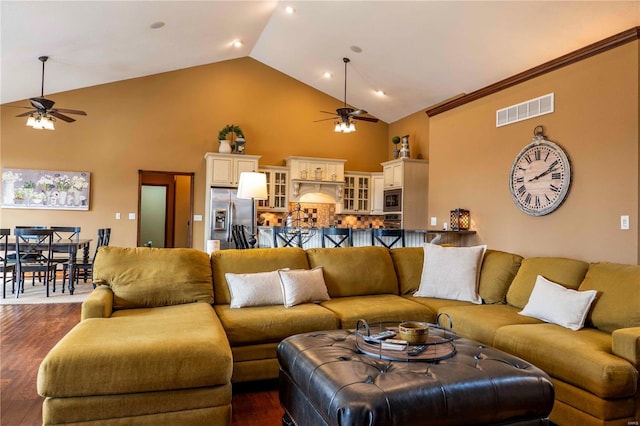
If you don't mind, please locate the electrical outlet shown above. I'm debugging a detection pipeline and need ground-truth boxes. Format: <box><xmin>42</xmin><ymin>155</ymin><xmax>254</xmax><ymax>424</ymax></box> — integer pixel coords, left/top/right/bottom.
<box><xmin>115</xmin><ymin>212</ymin><xmax>121</xmax><ymax>220</ymax></box>
<box><xmin>430</xmin><ymin>217</ymin><xmax>437</xmax><ymax>226</ymax></box>
<box><xmin>621</xmin><ymin>215</ymin><xmax>630</xmax><ymax>230</ymax></box>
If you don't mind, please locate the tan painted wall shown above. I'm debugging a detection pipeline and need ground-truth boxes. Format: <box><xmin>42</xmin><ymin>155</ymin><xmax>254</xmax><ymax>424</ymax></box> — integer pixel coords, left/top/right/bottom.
<box><xmin>388</xmin><ymin>110</ymin><xmax>429</xmax><ymax>161</ymax></box>
<box><xmin>1</xmin><ymin>57</ymin><xmax>389</xmax><ymax>249</ymax></box>
<box><xmin>427</xmin><ymin>41</ymin><xmax>639</xmax><ymax>264</ymax></box>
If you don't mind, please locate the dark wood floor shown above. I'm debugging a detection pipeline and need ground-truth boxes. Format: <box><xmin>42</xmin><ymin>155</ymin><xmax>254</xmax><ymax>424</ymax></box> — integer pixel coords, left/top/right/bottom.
<box><xmin>0</xmin><ymin>303</ymin><xmax>284</xmax><ymax>426</ymax></box>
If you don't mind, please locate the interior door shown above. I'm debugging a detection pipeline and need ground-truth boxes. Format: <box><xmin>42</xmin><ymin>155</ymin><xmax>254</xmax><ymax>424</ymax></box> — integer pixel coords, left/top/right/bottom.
<box><xmin>138</xmin><ymin>170</ymin><xmax>194</xmax><ymax>248</ymax></box>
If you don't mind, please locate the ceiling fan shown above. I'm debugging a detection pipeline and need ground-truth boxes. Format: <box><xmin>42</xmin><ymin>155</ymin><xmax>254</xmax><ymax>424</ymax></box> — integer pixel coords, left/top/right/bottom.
<box><xmin>13</xmin><ymin>56</ymin><xmax>87</xmax><ymax>129</ymax></box>
<box><xmin>315</xmin><ymin>57</ymin><xmax>379</xmax><ymax>133</ymax></box>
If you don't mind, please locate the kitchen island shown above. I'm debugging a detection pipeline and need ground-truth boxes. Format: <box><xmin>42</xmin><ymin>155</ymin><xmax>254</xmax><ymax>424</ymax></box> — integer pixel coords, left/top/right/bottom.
<box><xmin>256</xmin><ymin>227</ymin><xmax>476</xmax><ymax>249</ymax></box>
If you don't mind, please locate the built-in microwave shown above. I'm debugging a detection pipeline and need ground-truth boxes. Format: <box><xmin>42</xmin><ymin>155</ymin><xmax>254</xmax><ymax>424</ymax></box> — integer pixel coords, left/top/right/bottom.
<box><xmin>383</xmin><ymin>188</ymin><xmax>402</xmax><ymax>213</ymax></box>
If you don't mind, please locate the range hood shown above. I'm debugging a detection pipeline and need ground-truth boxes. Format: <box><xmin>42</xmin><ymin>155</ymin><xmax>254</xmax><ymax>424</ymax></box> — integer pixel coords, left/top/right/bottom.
<box><xmin>290</xmin><ymin>179</ymin><xmax>343</xmax><ymax>203</ymax></box>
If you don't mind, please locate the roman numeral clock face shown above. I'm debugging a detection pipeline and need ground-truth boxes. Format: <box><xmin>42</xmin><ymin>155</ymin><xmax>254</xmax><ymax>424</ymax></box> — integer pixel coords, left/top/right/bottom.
<box><xmin>509</xmin><ymin>140</ymin><xmax>571</xmax><ymax>216</ymax></box>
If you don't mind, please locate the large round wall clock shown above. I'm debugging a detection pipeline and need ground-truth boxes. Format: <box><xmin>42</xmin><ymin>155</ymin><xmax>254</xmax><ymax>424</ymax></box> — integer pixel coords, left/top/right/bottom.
<box><xmin>509</xmin><ymin>126</ymin><xmax>571</xmax><ymax>216</ymax></box>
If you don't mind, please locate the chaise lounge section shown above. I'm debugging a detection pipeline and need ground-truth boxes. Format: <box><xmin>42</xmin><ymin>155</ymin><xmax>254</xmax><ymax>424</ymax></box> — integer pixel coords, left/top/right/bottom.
<box><xmin>37</xmin><ymin>245</ymin><xmax>639</xmax><ymax>425</ymax></box>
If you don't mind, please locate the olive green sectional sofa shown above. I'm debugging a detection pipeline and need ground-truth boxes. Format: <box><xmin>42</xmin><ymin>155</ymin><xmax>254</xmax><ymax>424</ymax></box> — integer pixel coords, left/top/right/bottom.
<box><xmin>37</xmin><ymin>245</ymin><xmax>639</xmax><ymax>426</ymax></box>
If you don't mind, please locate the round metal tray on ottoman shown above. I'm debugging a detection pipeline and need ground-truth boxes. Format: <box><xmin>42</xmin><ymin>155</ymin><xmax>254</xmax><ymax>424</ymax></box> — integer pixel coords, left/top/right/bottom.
<box><xmin>277</xmin><ymin>327</ymin><xmax>554</xmax><ymax>426</ymax></box>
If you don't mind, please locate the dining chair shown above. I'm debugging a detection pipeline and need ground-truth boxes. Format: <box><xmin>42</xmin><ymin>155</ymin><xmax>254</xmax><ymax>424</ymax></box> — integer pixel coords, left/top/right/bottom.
<box><xmin>14</xmin><ymin>228</ymin><xmax>57</xmax><ymax>297</ymax></box>
<box><xmin>272</xmin><ymin>226</ymin><xmax>298</xmax><ymax>248</ymax></box>
<box><xmin>0</xmin><ymin>229</ymin><xmax>16</xmax><ymax>299</ymax></box>
<box><xmin>232</xmin><ymin>225</ymin><xmax>250</xmax><ymax>249</ymax></box>
<box><xmin>371</xmin><ymin>228</ymin><xmax>405</xmax><ymax>249</ymax></box>
<box><xmin>321</xmin><ymin>227</ymin><xmax>352</xmax><ymax>248</ymax></box>
<box><xmin>64</xmin><ymin>228</ymin><xmax>108</xmax><ymax>288</ymax></box>
<box><xmin>102</xmin><ymin>228</ymin><xmax>111</xmax><ymax>246</ymax></box>
<box><xmin>50</xmin><ymin>226</ymin><xmax>81</xmax><ymax>283</ymax></box>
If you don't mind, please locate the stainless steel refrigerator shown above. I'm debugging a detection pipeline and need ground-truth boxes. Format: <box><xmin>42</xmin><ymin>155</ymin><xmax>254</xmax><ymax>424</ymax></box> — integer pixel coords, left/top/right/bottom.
<box><xmin>210</xmin><ymin>187</ymin><xmax>253</xmax><ymax>250</ymax></box>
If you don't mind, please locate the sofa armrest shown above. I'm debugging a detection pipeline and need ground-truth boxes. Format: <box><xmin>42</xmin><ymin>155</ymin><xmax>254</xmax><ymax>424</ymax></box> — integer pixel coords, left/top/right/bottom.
<box><xmin>612</xmin><ymin>327</ymin><xmax>640</xmax><ymax>367</ymax></box>
<box><xmin>81</xmin><ymin>286</ymin><xmax>114</xmax><ymax>320</ymax></box>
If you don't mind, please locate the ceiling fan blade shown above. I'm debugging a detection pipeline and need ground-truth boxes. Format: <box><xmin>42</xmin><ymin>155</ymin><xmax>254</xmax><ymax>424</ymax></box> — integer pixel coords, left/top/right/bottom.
<box><xmin>55</xmin><ymin>108</ymin><xmax>87</xmax><ymax>116</ymax></box>
<box><xmin>15</xmin><ymin>110</ymin><xmax>36</xmax><ymax>117</ymax></box>
<box><xmin>349</xmin><ymin>109</ymin><xmax>367</xmax><ymax>116</ymax></box>
<box><xmin>314</xmin><ymin>117</ymin><xmax>339</xmax><ymax>123</ymax></box>
<box><xmin>319</xmin><ymin>111</ymin><xmax>339</xmax><ymax>116</ymax></box>
<box><xmin>6</xmin><ymin>105</ymin><xmax>35</xmax><ymax>110</ymax></box>
<box><xmin>49</xmin><ymin>111</ymin><xmax>76</xmax><ymax>123</ymax></box>
<box><xmin>352</xmin><ymin>116</ymin><xmax>379</xmax><ymax>123</ymax></box>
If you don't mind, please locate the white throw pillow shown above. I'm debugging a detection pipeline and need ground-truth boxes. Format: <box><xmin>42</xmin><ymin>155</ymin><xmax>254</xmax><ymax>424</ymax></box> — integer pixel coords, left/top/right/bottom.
<box><xmin>225</xmin><ymin>270</ymin><xmax>285</xmax><ymax>308</ymax></box>
<box><xmin>519</xmin><ymin>275</ymin><xmax>597</xmax><ymax>331</ymax></box>
<box><xmin>414</xmin><ymin>244</ymin><xmax>487</xmax><ymax>304</ymax></box>
<box><xmin>278</xmin><ymin>267</ymin><xmax>330</xmax><ymax>308</ymax></box>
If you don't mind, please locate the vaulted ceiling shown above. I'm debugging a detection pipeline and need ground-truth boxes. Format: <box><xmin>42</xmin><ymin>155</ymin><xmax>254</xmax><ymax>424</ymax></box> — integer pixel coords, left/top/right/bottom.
<box><xmin>1</xmin><ymin>1</ymin><xmax>638</xmax><ymax>123</ymax></box>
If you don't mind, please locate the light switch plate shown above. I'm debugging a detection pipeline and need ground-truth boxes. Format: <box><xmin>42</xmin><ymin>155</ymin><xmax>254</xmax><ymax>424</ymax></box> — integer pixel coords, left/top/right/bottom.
<box><xmin>621</xmin><ymin>215</ymin><xmax>630</xmax><ymax>230</ymax></box>
<box><xmin>194</xmin><ymin>214</ymin><xmax>203</xmax><ymax>222</ymax></box>
<box><xmin>115</xmin><ymin>212</ymin><xmax>121</xmax><ymax>220</ymax></box>
<box><xmin>128</xmin><ymin>213</ymin><xmax>136</xmax><ymax>220</ymax></box>
<box><xmin>430</xmin><ymin>217</ymin><xmax>437</xmax><ymax>226</ymax></box>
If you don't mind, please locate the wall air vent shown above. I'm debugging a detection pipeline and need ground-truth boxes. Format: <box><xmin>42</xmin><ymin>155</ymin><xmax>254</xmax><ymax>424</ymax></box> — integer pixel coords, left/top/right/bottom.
<box><xmin>496</xmin><ymin>93</ymin><xmax>554</xmax><ymax>127</ymax></box>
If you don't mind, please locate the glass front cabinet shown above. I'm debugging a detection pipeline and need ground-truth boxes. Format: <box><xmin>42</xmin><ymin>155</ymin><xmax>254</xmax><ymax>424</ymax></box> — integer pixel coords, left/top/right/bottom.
<box><xmin>258</xmin><ymin>166</ymin><xmax>288</xmax><ymax>212</ymax></box>
<box><xmin>343</xmin><ymin>173</ymin><xmax>370</xmax><ymax>213</ymax></box>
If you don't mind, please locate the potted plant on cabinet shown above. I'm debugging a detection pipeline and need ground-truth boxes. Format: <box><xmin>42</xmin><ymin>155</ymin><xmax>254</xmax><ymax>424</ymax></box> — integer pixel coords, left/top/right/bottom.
<box><xmin>392</xmin><ymin>136</ymin><xmax>401</xmax><ymax>159</ymax></box>
<box><xmin>218</xmin><ymin>124</ymin><xmax>244</xmax><ymax>154</ymax></box>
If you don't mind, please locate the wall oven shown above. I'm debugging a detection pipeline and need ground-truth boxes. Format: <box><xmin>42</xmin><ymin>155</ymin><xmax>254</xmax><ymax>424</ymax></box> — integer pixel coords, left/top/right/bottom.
<box><xmin>383</xmin><ymin>214</ymin><xmax>402</xmax><ymax>229</ymax></box>
<box><xmin>383</xmin><ymin>188</ymin><xmax>402</xmax><ymax>213</ymax></box>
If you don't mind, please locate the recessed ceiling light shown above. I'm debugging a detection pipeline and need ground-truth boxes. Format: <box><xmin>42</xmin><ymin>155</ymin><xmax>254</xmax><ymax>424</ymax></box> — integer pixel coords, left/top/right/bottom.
<box><xmin>376</xmin><ymin>90</ymin><xmax>386</xmax><ymax>96</ymax></box>
<box><xmin>323</xmin><ymin>72</ymin><xmax>332</xmax><ymax>79</ymax></box>
<box><xmin>285</xmin><ymin>6</ymin><xmax>295</xmax><ymax>14</ymax></box>
<box><xmin>232</xmin><ymin>40</ymin><xmax>243</xmax><ymax>48</ymax></box>
<box><xmin>150</xmin><ymin>21</ymin><xmax>165</xmax><ymax>29</ymax></box>
<box><xmin>350</xmin><ymin>46</ymin><xmax>363</xmax><ymax>53</ymax></box>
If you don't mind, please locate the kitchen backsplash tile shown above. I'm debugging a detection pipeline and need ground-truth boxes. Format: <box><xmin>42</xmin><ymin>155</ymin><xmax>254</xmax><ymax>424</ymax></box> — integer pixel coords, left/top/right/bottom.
<box><xmin>258</xmin><ymin>202</ymin><xmax>384</xmax><ymax>229</ymax></box>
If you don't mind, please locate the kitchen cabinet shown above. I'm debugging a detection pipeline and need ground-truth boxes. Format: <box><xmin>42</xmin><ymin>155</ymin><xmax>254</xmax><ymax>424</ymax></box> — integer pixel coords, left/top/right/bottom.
<box><xmin>383</xmin><ymin>162</ymin><xmax>403</xmax><ymax>188</ymax></box>
<box><xmin>205</xmin><ymin>153</ymin><xmax>260</xmax><ymax>187</ymax></box>
<box><xmin>258</xmin><ymin>166</ymin><xmax>288</xmax><ymax>212</ymax></box>
<box><xmin>380</xmin><ymin>158</ymin><xmax>429</xmax><ymax>229</ymax></box>
<box><xmin>343</xmin><ymin>172</ymin><xmax>371</xmax><ymax>213</ymax></box>
<box><xmin>370</xmin><ymin>172</ymin><xmax>384</xmax><ymax>215</ymax></box>
<box><xmin>285</xmin><ymin>156</ymin><xmax>346</xmax><ymax>182</ymax></box>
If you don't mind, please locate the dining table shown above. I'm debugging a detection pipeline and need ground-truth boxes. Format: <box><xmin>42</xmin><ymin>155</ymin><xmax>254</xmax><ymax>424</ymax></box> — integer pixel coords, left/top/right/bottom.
<box><xmin>7</xmin><ymin>237</ymin><xmax>92</xmax><ymax>295</ymax></box>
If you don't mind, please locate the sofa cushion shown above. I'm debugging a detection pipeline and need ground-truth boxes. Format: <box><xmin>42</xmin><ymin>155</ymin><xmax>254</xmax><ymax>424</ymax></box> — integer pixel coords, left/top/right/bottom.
<box><xmin>478</xmin><ymin>249</ymin><xmax>523</xmax><ymax>304</ymax></box>
<box><xmin>506</xmin><ymin>257</ymin><xmax>589</xmax><ymax>309</ymax></box>
<box><xmin>225</xmin><ymin>270</ymin><xmax>284</xmax><ymax>308</ymax></box>
<box><xmin>578</xmin><ymin>262</ymin><xmax>640</xmax><ymax>333</ymax></box>
<box><xmin>306</xmin><ymin>247</ymin><xmax>398</xmax><ymax>297</ymax></box>
<box><xmin>414</xmin><ymin>244</ymin><xmax>486</xmax><ymax>304</ymax></box>
<box><xmin>519</xmin><ymin>275</ymin><xmax>597</xmax><ymax>331</ymax></box>
<box><xmin>494</xmin><ymin>323</ymin><xmax>638</xmax><ymax>399</ymax></box>
<box><xmin>214</xmin><ymin>303</ymin><xmax>339</xmax><ymax>346</ymax></box>
<box><xmin>438</xmin><ymin>304</ymin><xmax>542</xmax><ymax>346</ymax></box>
<box><xmin>211</xmin><ymin>247</ymin><xmax>309</xmax><ymax>305</ymax></box>
<box><xmin>93</xmin><ymin>247</ymin><xmax>213</xmax><ymax>309</ymax></box>
<box><xmin>403</xmin><ymin>294</ymin><xmax>474</xmax><ymax>313</ymax></box>
<box><xmin>390</xmin><ymin>247</ymin><xmax>424</xmax><ymax>295</ymax></box>
<box><xmin>37</xmin><ymin>303</ymin><xmax>231</xmax><ymax>397</ymax></box>
<box><xmin>278</xmin><ymin>267</ymin><xmax>330</xmax><ymax>308</ymax></box>
<box><xmin>319</xmin><ymin>294</ymin><xmax>435</xmax><ymax>329</ymax></box>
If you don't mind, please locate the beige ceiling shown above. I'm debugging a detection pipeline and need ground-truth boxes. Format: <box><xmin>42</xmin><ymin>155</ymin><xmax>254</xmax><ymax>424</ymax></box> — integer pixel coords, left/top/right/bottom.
<box><xmin>1</xmin><ymin>1</ymin><xmax>638</xmax><ymax>123</ymax></box>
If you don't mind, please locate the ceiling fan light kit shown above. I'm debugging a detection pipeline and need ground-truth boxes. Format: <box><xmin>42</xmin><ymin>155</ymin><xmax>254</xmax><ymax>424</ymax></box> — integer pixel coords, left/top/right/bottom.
<box><xmin>14</xmin><ymin>56</ymin><xmax>87</xmax><ymax>130</ymax></box>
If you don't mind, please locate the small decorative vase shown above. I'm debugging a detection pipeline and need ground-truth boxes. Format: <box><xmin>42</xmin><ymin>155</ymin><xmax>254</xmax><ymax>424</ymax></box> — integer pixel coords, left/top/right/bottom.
<box><xmin>234</xmin><ymin>138</ymin><xmax>246</xmax><ymax>154</ymax></box>
<box><xmin>2</xmin><ymin>180</ymin><xmax>15</xmax><ymax>205</ymax></box>
<box><xmin>58</xmin><ymin>191</ymin><xmax>68</xmax><ymax>205</ymax></box>
<box><xmin>393</xmin><ymin>148</ymin><xmax>400</xmax><ymax>159</ymax></box>
<box><xmin>218</xmin><ymin>140</ymin><xmax>232</xmax><ymax>153</ymax></box>
<box><xmin>400</xmin><ymin>135</ymin><xmax>410</xmax><ymax>158</ymax></box>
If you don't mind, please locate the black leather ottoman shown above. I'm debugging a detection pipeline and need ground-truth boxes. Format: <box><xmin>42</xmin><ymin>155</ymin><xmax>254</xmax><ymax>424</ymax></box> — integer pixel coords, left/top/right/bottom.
<box><xmin>278</xmin><ymin>329</ymin><xmax>554</xmax><ymax>426</ymax></box>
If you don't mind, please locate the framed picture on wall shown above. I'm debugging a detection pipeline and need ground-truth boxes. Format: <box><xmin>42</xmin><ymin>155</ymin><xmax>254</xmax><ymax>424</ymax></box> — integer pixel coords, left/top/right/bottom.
<box><xmin>1</xmin><ymin>168</ymin><xmax>90</xmax><ymax>211</ymax></box>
